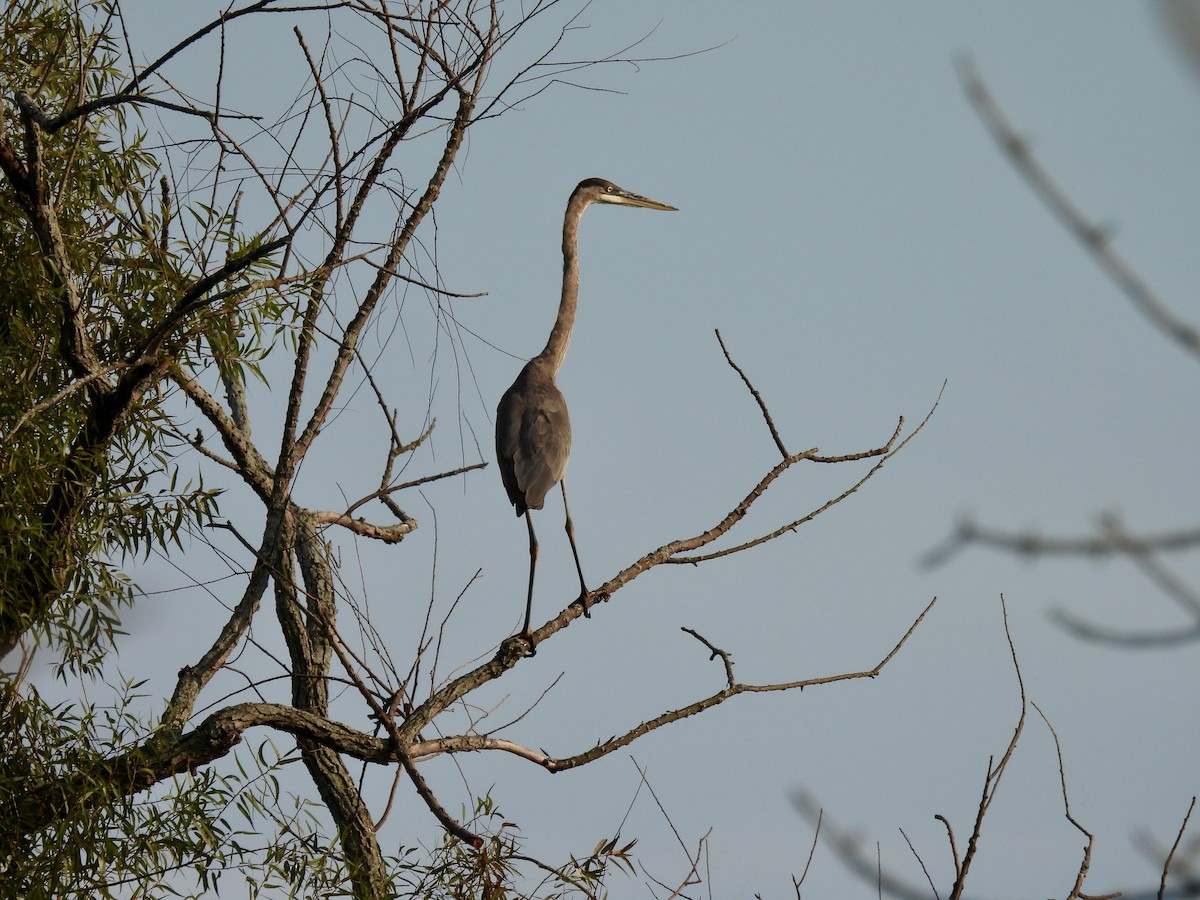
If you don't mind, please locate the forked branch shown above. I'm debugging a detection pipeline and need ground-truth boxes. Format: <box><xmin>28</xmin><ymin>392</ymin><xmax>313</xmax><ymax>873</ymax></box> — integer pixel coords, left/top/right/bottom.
<box><xmin>397</xmin><ymin>338</ymin><xmax>942</xmax><ymax>738</ymax></box>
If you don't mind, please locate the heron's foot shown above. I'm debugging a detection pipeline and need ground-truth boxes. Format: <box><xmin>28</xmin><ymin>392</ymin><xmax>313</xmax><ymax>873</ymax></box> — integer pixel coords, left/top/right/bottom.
<box><xmin>520</xmin><ymin>630</ymin><xmax>537</xmax><ymax>657</ymax></box>
<box><xmin>501</xmin><ymin>631</ymin><xmax>537</xmax><ymax>658</ymax></box>
<box><xmin>573</xmin><ymin>591</ymin><xmax>591</xmax><ymax>619</ymax></box>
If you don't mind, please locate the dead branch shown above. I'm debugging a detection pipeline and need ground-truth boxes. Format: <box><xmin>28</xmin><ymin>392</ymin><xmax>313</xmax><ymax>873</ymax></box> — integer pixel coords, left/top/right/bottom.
<box><xmin>928</xmin><ymin>518</ymin><xmax>1200</xmax><ymax>565</ymax></box>
<box><xmin>929</xmin><ymin>515</ymin><xmax>1200</xmax><ymax>648</ymax></box>
<box><xmin>957</xmin><ymin>56</ymin><xmax>1200</xmax><ymax>360</ymax></box>
<box><xmin>533</xmin><ymin>599</ymin><xmax>935</xmax><ymax>774</ymax></box>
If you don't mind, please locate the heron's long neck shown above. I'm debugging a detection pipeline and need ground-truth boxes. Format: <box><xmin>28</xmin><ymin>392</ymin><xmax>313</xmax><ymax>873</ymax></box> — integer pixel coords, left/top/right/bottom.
<box><xmin>537</xmin><ymin>194</ymin><xmax>586</xmax><ymax>375</ymax></box>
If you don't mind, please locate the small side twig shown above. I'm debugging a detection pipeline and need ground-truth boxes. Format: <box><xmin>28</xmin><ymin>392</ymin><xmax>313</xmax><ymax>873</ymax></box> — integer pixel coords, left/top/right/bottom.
<box><xmin>715</xmin><ymin>328</ymin><xmax>788</xmax><ymax>458</ymax></box>
<box><xmin>680</xmin><ymin>626</ymin><xmax>734</xmax><ymax>685</ymax></box>
<box><xmin>1032</xmin><ymin>702</ymin><xmax>1117</xmax><ymax>900</ymax></box>
<box><xmin>934</xmin><ymin>814</ymin><xmax>959</xmax><ymax>882</ymax></box>
<box><xmin>899</xmin><ymin>827</ymin><xmax>940</xmax><ymax>900</ymax></box>
<box><xmin>793</xmin><ymin>807</ymin><xmax>822</xmax><ymax>898</ymax></box>
<box><xmin>949</xmin><ymin>596</ymin><xmax>1026</xmax><ymax>900</ymax></box>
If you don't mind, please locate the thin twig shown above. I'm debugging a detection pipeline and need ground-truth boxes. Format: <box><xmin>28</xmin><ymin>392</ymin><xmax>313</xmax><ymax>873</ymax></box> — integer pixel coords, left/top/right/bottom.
<box><xmin>1160</xmin><ymin>796</ymin><xmax>1198</xmax><ymax>900</ymax></box>
<box><xmin>715</xmin><ymin>328</ymin><xmax>788</xmax><ymax>458</ymax></box>
<box><xmin>1032</xmin><ymin>702</ymin><xmax>1113</xmax><ymax>900</ymax></box>
<box><xmin>899</xmin><ymin>827</ymin><xmax>940</xmax><ymax>900</ymax></box>
<box><xmin>949</xmin><ymin>596</ymin><xmax>1026</xmax><ymax>900</ymax></box>
<box><xmin>935</xmin><ymin>814</ymin><xmax>960</xmax><ymax>883</ymax></box>
<box><xmin>794</xmin><ymin>807</ymin><xmax>822</xmax><ymax>897</ymax></box>
<box><xmin>680</xmin><ymin>626</ymin><xmax>735</xmax><ymax>685</ymax></box>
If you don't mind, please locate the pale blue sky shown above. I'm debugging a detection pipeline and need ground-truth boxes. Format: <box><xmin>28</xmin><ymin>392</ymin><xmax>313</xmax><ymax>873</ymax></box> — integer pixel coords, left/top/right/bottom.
<box><xmin>84</xmin><ymin>2</ymin><xmax>1200</xmax><ymax>896</ymax></box>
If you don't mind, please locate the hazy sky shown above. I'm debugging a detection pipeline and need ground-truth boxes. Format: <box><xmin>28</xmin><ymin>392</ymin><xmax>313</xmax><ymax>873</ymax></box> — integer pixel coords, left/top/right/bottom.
<box><xmin>86</xmin><ymin>2</ymin><xmax>1200</xmax><ymax>896</ymax></box>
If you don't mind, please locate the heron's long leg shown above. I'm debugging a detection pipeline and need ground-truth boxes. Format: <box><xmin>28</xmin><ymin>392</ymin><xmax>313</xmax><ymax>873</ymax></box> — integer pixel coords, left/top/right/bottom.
<box><xmin>560</xmin><ymin>479</ymin><xmax>590</xmax><ymax>617</ymax></box>
<box><xmin>521</xmin><ymin>511</ymin><xmax>539</xmax><ymax>655</ymax></box>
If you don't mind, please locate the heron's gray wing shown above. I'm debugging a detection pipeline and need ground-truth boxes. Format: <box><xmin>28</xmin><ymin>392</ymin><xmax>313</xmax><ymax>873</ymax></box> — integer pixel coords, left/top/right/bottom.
<box><xmin>495</xmin><ymin>383</ymin><xmax>525</xmax><ymax>510</ymax></box>
<box><xmin>514</xmin><ymin>391</ymin><xmax>571</xmax><ymax>511</ymax></box>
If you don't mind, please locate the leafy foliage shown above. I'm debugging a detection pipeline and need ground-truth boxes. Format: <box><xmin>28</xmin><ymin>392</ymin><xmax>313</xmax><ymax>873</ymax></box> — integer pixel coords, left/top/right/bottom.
<box><xmin>0</xmin><ymin>2</ymin><xmax>291</xmax><ymax>893</ymax></box>
<box><xmin>0</xmin><ymin>0</ymin><xmax>225</xmax><ymax>670</ymax></box>
<box><xmin>1</xmin><ymin>675</ymin><xmax>243</xmax><ymax>899</ymax></box>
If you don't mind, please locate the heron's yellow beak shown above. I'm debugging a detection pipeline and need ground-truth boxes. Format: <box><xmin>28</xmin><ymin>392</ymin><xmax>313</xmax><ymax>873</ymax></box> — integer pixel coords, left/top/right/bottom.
<box><xmin>606</xmin><ymin>189</ymin><xmax>677</xmax><ymax>212</ymax></box>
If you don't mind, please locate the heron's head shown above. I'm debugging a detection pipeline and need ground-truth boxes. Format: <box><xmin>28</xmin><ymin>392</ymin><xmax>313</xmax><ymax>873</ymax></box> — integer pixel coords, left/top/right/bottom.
<box><xmin>574</xmin><ymin>177</ymin><xmax>677</xmax><ymax>212</ymax></box>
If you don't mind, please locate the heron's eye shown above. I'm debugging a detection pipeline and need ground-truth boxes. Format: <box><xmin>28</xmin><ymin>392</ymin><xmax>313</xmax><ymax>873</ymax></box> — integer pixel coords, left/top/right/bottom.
<box><xmin>606</xmin><ymin>185</ymin><xmax>614</xmax><ymax>193</ymax></box>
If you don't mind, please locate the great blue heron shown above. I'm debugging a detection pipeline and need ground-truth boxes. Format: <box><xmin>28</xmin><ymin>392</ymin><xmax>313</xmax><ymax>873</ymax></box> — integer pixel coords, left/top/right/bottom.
<box><xmin>496</xmin><ymin>178</ymin><xmax>676</xmax><ymax>654</ymax></box>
